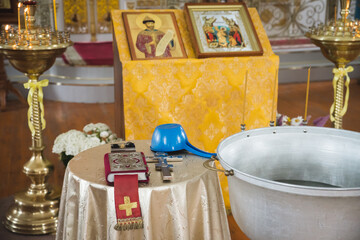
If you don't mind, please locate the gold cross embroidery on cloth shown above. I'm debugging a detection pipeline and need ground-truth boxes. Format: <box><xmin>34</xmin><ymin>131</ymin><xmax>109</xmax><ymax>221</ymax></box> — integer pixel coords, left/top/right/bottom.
<box><xmin>119</xmin><ymin>196</ymin><xmax>137</xmax><ymax>216</ymax></box>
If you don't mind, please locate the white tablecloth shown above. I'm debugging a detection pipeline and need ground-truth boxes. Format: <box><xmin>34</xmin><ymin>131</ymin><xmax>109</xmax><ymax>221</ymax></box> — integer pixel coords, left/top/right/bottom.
<box><xmin>56</xmin><ymin>140</ymin><xmax>230</xmax><ymax>240</ymax></box>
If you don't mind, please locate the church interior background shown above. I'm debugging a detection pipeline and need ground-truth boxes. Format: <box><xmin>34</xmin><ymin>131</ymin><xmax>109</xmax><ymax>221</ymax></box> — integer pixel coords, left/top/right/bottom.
<box><xmin>1</xmin><ymin>0</ymin><xmax>360</xmax><ymax>239</ymax></box>
<box><xmin>3</xmin><ymin>0</ymin><xmax>360</xmax><ymax>104</ymax></box>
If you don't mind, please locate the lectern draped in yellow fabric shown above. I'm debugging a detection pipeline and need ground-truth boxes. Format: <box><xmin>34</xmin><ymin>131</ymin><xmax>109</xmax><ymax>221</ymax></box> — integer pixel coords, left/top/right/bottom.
<box><xmin>112</xmin><ymin>9</ymin><xmax>279</xmax><ymax>210</ymax></box>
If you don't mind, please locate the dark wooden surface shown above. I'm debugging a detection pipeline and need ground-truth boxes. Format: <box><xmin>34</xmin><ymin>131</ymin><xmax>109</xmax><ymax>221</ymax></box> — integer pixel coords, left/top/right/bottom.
<box><xmin>0</xmin><ymin>55</ymin><xmax>26</xmax><ymax>111</ymax></box>
<box><xmin>0</xmin><ymin>80</ymin><xmax>359</xmax><ymax>239</ymax></box>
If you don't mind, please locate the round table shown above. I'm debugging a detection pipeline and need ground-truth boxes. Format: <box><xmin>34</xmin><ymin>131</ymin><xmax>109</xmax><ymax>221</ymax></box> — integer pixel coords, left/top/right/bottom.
<box><xmin>56</xmin><ymin>140</ymin><xmax>230</xmax><ymax>240</ymax></box>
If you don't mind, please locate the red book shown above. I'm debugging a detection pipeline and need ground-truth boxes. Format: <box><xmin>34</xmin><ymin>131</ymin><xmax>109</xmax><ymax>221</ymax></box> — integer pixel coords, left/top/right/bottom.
<box><xmin>104</xmin><ymin>152</ymin><xmax>149</xmax><ymax>185</ymax></box>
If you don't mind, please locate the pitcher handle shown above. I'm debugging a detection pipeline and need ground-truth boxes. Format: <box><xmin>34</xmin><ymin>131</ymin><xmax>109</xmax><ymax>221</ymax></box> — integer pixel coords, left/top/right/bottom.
<box><xmin>184</xmin><ymin>141</ymin><xmax>216</xmax><ymax>158</ymax></box>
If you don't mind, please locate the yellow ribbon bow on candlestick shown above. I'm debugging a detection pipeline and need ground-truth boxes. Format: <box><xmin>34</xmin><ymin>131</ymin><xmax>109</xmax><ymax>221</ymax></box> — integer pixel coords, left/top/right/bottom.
<box><xmin>23</xmin><ymin>79</ymin><xmax>49</xmax><ymax>136</ymax></box>
<box><xmin>329</xmin><ymin>66</ymin><xmax>353</xmax><ymax>122</ymax></box>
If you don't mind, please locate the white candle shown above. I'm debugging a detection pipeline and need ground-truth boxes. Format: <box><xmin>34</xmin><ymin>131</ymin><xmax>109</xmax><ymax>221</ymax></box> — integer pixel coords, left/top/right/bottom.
<box><xmin>24</xmin><ymin>7</ymin><xmax>28</xmax><ymax>32</ymax></box>
<box><xmin>5</xmin><ymin>25</ymin><xmax>10</xmax><ymax>41</ymax></box>
<box><xmin>18</xmin><ymin>2</ymin><xmax>22</xmax><ymax>34</ymax></box>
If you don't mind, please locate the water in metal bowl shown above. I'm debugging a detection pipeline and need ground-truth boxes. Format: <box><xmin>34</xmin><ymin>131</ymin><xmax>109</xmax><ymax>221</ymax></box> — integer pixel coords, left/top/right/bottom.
<box><xmin>217</xmin><ymin>126</ymin><xmax>360</xmax><ymax>240</ymax></box>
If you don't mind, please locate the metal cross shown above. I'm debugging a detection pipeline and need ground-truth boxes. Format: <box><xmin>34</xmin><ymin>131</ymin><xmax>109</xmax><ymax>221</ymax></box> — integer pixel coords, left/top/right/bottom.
<box><xmin>119</xmin><ymin>196</ymin><xmax>137</xmax><ymax>216</ymax></box>
<box><xmin>146</xmin><ymin>152</ymin><xmax>183</xmax><ymax>163</ymax></box>
<box><xmin>147</xmin><ymin>152</ymin><xmax>183</xmax><ymax>181</ymax></box>
<box><xmin>155</xmin><ymin>156</ymin><xmax>174</xmax><ymax>181</ymax></box>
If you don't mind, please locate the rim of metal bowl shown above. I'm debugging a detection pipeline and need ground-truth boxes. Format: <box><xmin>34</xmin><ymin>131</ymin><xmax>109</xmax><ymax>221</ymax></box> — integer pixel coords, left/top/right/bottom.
<box><xmin>217</xmin><ymin>126</ymin><xmax>360</xmax><ymax>197</ymax></box>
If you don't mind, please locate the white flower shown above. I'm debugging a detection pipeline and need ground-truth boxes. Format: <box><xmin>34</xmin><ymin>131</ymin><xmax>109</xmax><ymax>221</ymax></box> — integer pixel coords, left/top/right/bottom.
<box><xmin>291</xmin><ymin>116</ymin><xmax>303</xmax><ymax>126</ymax></box>
<box><xmin>93</xmin><ymin>123</ymin><xmax>110</xmax><ymax>132</ymax></box>
<box><xmin>108</xmin><ymin>134</ymin><xmax>117</xmax><ymax>141</ymax></box>
<box><xmin>54</xmin><ymin>123</ymin><xmax>119</xmax><ymax>160</ymax></box>
<box><xmin>52</xmin><ymin>130</ymin><xmax>86</xmax><ymax>156</ymax></box>
<box><xmin>88</xmin><ymin>133</ymin><xmax>98</xmax><ymax>138</ymax></box>
<box><xmin>100</xmin><ymin>131</ymin><xmax>109</xmax><ymax>138</ymax></box>
<box><xmin>65</xmin><ymin>144</ymin><xmax>82</xmax><ymax>156</ymax></box>
<box><xmin>281</xmin><ymin>115</ymin><xmax>290</xmax><ymax>126</ymax></box>
<box><xmin>81</xmin><ymin>137</ymin><xmax>101</xmax><ymax>152</ymax></box>
<box><xmin>83</xmin><ymin>123</ymin><xmax>96</xmax><ymax>134</ymax></box>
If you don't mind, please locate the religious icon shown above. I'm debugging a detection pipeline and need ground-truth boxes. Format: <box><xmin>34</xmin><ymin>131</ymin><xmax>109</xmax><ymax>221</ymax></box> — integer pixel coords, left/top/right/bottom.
<box><xmin>63</xmin><ymin>0</ymin><xmax>89</xmax><ymax>34</ymax></box>
<box><xmin>203</xmin><ymin>16</ymin><xmax>245</xmax><ymax>49</ymax></box>
<box><xmin>185</xmin><ymin>3</ymin><xmax>263</xmax><ymax>58</ymax></box>
<box><xmin>223</xmin><ymin>17</ymin><xmax>245</xmax><ymax>47</ymax></box>
<box><xmin>96</xmin><ymin>0</ymin><xmax>119</xmax><ymax>33</ymax></box>
<box><xmin>122</xmin><ymin>12</ymin><xmax>187</xmax><ymax>60</ymax></box>
<box><xmin>136</xmin><ymin>15</ymin><xmax>178</xmax><ymax>58</ymax></box>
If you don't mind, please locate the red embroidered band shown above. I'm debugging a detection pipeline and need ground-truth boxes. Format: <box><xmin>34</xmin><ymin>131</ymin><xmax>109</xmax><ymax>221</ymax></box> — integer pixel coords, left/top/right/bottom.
<box><xmin>114</xmin><ymin>174</ymin><xmax>143</xmax><ymax>231</ymax></box>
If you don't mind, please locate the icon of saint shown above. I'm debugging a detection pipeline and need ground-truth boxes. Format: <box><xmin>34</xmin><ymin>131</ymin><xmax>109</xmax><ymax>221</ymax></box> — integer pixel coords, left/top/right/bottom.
<box><xmin>135</xmin><ymin>16</ymin><xmax>175</xmax><ymax>58</ymax></box>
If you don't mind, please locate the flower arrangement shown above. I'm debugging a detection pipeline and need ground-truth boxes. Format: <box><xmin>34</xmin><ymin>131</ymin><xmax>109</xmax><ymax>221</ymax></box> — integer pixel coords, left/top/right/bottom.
<box><xmin>52</xmin><ymin>123</ymin><xmax>119</xmax><ymax>166</ymax></box>
<box><xmin>276</xmin><ymin>112</ymin><xmax>330</xmax><ymax>127</ymax></box>
<box><xmin>276</xmin><ymin>113</ymin><xmax>306</xmax><ymax>126</ymax></box>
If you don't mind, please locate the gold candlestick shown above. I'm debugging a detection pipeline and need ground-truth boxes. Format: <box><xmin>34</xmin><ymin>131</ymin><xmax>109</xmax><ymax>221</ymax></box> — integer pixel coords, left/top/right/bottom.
<box><xmin>0</xmin><ymin>1</ymin><xmax>72</xmax><ymax>235</ymax></box>
<box><xmin>305</xmin><ymin>0</ymin><xmax>360</xmax><ymax>129</ymax></box>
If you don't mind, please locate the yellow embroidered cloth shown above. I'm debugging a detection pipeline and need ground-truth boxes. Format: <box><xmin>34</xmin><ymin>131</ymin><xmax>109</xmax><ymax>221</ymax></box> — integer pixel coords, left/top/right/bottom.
<box><xmin>112</xmin><ymin>9</ymin><xmax>279</xmax><ymax>210</ymax></box>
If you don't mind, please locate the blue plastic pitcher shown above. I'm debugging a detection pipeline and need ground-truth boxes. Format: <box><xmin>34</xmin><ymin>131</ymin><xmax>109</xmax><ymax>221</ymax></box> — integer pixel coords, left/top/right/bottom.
<box><xmin>150</xmin><ymin>123</ymin><xmax>216</xmax><ymax>158</ymax></box>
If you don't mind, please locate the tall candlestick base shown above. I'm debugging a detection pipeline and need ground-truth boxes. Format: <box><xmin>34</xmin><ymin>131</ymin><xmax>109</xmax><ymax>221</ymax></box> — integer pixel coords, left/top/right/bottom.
<box><xmin>0</xmin><ymin>0</ymin><xmax>72</xmax><ymax>234</ymax></box>
<box><xmin>0</xmin><ymin>43</ymin><xmax>71</xmax><ymax>235</ymax></box>
<box><xmin>4</xmin><ymin>179</ymin><xmax>61</xmax><ymax>234</ymax></box>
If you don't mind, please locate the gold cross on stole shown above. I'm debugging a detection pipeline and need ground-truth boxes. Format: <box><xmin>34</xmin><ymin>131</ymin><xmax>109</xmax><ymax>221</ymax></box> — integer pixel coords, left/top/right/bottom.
<box><xmin>119</xmin><ymin>196</ymin><xmax>137</xmax><ymax>216</ymax></box>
